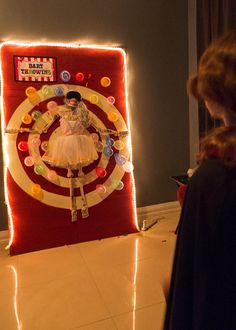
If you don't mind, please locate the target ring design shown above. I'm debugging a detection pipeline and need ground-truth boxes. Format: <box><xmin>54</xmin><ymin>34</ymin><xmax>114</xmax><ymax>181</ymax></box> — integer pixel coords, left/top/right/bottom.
<box><xmin>6</xmin><ymin>84</ymin><xmax>130</xmax><ymax>210</ymax></box>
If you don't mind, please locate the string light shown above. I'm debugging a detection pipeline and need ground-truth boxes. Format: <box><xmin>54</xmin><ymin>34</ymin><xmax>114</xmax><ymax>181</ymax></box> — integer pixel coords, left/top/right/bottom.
<box><xmin>0</xmin><ymin>54</ymin><xmax>14</xmax><ymax>250</ymax></box>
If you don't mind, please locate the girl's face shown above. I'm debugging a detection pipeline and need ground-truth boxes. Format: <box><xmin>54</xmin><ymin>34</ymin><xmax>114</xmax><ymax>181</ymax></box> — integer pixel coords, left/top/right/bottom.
<box><xmin>66</xmin><ymin>98</ymin><xmax>79</xmax><ymax>108</ymax></box>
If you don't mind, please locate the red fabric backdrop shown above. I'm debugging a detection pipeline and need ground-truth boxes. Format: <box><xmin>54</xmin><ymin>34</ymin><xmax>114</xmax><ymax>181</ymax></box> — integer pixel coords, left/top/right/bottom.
<box><xmin>1</xmin><ymin>43</ymin><xmax>138</xmax><ymax>255</ymax></box>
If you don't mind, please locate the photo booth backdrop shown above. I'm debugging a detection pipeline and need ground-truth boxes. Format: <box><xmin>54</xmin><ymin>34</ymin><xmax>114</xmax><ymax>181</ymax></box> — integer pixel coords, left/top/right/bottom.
<box><xmin>1</xmin><ymin>42</ymin><xmax>138</xmax><ymax>255</ymax></box>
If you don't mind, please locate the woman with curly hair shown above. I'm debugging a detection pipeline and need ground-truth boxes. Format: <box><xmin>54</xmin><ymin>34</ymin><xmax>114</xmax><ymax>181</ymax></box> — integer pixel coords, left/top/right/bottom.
<box><xmin>164</xmin><ymin>30</ymin><xmax>236</xmax><ymax>330</ymax></box>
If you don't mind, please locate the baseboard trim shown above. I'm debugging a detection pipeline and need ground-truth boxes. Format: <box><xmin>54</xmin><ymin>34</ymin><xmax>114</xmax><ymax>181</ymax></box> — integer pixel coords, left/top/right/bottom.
<box><xmin>137</xmin><ymin>201</ymin><xmax>180</xmax><ymax>229</ymax></box>
<box><xmin>0</xmin><ymin>201</ymin><xmax>181</xmax><ymax>239</ymax></box>
<box><xmin>137</xmin><ymin>200</ymin><xmax>180</xmax><ymax>219</ymax></box>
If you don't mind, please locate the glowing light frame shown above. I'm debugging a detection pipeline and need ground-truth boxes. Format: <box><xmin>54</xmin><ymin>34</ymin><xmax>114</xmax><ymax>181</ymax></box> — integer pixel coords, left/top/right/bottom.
<box><xmin>0</xmin><ymin>40</ymin><xmax>139</xmax><ymax>250</ymax></box>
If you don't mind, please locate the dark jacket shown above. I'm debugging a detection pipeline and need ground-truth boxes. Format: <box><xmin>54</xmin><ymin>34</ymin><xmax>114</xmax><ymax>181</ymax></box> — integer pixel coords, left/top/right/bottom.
<box><xmin>164</xmin><ymin>158</ymin><xmax>236</xmax><ymax>330</ymax></box>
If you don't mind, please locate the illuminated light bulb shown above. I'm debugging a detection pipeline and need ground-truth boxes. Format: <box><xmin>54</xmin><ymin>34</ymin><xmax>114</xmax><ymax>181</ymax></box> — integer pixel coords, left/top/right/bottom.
<box><xmin>41</xmin><ymin>141</ymin><xmax>49</xmax><ymax>151</ymax></box>
<box><xmin>60</xmin><ymin>70</ymin><xmax>71</xmax><ymax>82</ymax></box>
<box><xmin>103</xmin><ymin>146</ymin><xmax>113</xmax><ymax>157</ymax></box>
<box><xmin>96</xmin><ymin>166</ymin><xmax>107</xmax><ymax>178</ymax></box>
<box><xmin>24</xmin><ymin>156</ymin><xmax>34</xmax><ymax>167</ymax></box>
<box><xmin>107</xmin><ymin>111</ymin><xmax>119</xmax><ymax>122</ymax></box>
<box><xmin>25</xmin><ymin>86</ymin><xmax>36</xmax><ymax>96</ymax></box>
<box><xmin>31</xmin><ymin>110</ymin><xmax>42</xmax><ymax>121</ymax></box>
<box><xmin>54</xmin><ymin>86</ymin><xmax>64</xmax><ymax>97</ymax></box>
<box><xmin>95</xmin><ymin>141</ymin><xmax>103</xmax><ymax>152</ymax></box>
<box><xmin>101</xmin><ymin>76</ymin><xmax>111</xmax><ymax>87</ymax></box>
<box><xmin>123</xmin><ymin>161</ymin><xmax>134</xmax><ymax>173</ymax></box>
<box><xmin>31</xmin><ymin>136</ymin><xmax>41</xmax><ymax>147</ymax></box>
<box><xmin>41</xmin><ymin>85</ymin><xmax>50</xmax><ymax>95</ymax></box>
<box><xmin>34</xmin><ymin>164</ymin><xmax>44</xmax><ymax>175</ymax></box>
<box><xmin>75</xmin><ymin>72</ymin><xmax>84</xmax><ymax>82</ymax></box>
<box><xmin>21</xmin><ymin>113</ymin><xmax>32</xmax><ymax>125</ymax></box>
<box><xmin>107</xmin><ymin>96</ymin><xmax>115</xmax><ymax>104</ymax></box>
<box><xmin>96</xmin><ymin>184</ymin><xmax>107</xmax><ymax>194</ymax></box>
<box><xmin>31</xmin><ymin>183</ymin><xmax>42</xmax><ymax>195</ymax></box>
<box><xmin>114</xmin><ymin>153</ymin><xmax>126</xmax><ymax>165</ymax></box>
<box><xmin>105</xmin><ymin>136</ymin><xmax>114</xmax><ymax>147</ymax></box>
<box><xmin>116</xmin><ymin>181</ymin><xmax>124</xmax><ymax>190</ymax></box>
<box><xmin>47</xmin><ymin>170</ymin><xmax>58</xmax><ymax>181</ymax></box>
<box><xmin>91</xmin><ymin>133</ymin><xmax>99</xmax><ymax>142</ymax></box>
<box><xmin>17</xmin><ymin>141</ymin><xmax>28</xmax><ymax>152</ymax></box>
<box><xmin>89</xmin><ymin>94</ymin><xmax>99</xmax><ymax>104</ymax></box>
<box><xmin>112</xmin><ymin>179</ymin><xmax>124</xmax><ymax>190</ymax></box>
<box><xmin>47</xmin><ymin>100</ymin><xmax>58</xmax><ymax>111</ymax></box>
<box><xmin>114</xmin><ymin>140</ymin><xmax>124</xmax><ymax>150</ymax></box>
<box><xmin>28</xmin><ymin>93</ymin><xmax>40</xmax><ymax>106</ymax></box>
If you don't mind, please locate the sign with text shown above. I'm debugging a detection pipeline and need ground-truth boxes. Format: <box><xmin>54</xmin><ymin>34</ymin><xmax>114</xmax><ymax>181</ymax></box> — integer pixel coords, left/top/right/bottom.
<box><xmin>14</xmin><ymin>56</ymin><xmax>57</xmax><ymax>82</ymax></box>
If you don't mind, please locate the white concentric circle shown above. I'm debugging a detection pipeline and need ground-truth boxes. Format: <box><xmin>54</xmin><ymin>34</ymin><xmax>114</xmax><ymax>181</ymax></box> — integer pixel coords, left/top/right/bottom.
<box><xmin>6</xmin><ymin>84</ymin><xmax>129</xmax><ymax>210</ymax></box>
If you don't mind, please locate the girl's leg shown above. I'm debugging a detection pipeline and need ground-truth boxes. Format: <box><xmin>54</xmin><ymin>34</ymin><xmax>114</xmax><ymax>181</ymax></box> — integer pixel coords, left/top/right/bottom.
<box><xmin>67</xmin><ymin>166</ymin><xmax>77</xmax><ymax>222</ymax></box>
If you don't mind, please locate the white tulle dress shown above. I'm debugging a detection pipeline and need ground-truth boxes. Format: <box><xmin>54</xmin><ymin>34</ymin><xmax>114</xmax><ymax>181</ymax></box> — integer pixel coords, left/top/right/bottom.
<box><xmin>42</xmin><ymin>103</ymin><xmax>98</xmax><ymax>169</ymax></box>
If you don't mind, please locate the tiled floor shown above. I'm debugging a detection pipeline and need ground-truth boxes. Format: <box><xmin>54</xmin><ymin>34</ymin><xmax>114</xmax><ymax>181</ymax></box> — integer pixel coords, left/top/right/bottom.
<box><xmin>0</xmin><ymin>210</ymin><xmax>179</xmax><ymax>330</ymax></box>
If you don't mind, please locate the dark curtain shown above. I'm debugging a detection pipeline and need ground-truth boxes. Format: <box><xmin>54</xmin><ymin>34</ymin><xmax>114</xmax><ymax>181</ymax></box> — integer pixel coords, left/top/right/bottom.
<box><xmin>196</xmin><ymin>0</ymin><xmax>236</xmax><ymax>136</ymax></box>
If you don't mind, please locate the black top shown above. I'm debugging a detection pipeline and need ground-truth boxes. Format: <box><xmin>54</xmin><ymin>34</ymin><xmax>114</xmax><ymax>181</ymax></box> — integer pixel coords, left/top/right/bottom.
<box><xmin>164</xmin><ymin>158</ymin><xmax>236</xmax><ymax>330</ymax></box>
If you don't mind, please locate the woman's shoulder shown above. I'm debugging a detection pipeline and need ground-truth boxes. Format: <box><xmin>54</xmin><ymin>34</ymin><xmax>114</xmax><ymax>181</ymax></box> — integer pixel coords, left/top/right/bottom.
<box><xmin>189</xmin><ymin>157</ymin><xmax>234</xmax><ymax>190</ymax></box>
<box><xmin>195</xmin><ymin>157</ymin><xmax>225</xmax><ymax>174</ymax></box>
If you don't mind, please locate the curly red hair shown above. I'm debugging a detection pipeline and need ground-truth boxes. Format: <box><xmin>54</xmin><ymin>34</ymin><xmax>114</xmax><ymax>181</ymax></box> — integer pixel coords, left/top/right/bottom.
<box><xmin>188</xmin><ymin>30</ymin><xmax>236</xmax><ymax>167</ymax></box>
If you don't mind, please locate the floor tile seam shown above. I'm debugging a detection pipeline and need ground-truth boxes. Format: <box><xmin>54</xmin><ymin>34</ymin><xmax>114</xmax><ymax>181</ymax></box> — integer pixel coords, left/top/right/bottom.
<box><xmin>102</xmin><ymin>294</ymin><xmax>166</xmax><ymax>318</ymax></box>
<box><xmin>87</xmin><ymin>262</ymin><xmax>148</xmax><ymax>319</ymax></box>
<box><xmin>68</xmin><ymin>316</ymin><xmax>118</xmax><ymax>330</ymax></box>
<box><xmin>80</xmin><ymin>255</ymin><xmax>161</xmax><ymax>287</ymax></box>
<box><xmin>107</xmin><ymin>256</ymin><xmax>166</xmax><ymax>277</ymax></box>
<box><xmin>16</xmin><ymin>278</ymin><xmax>113</xmax><ymax>329</ymax></box>
<box><xmin>76</xmin><ymin>246</ymin><xmax>172</xmax><ymax>283</ymax></box>
<box><xmin>15</xmin><ymin>246</ymin><xmax>91</xmax><ymax>282</ymax></box>
<box><xmin>72</xmin><ymin>247</ymin><xmax>114</xmax><ymax>319</ymax></box>
<box><xmin>16</xmin><ymin>269</ymin><xmax>92</xmax><ymax>291</ymax></box>
<box><xmin>0</xmin><ymin>266</ymin><xmax>162</xmax><ymax>299</ymax></box>
<box><xmin>72</xmin><ymin>238</ymin><xmax>139</xmax><ymax>273</ymax></box>
<box><xmin>111</xmin><ymin>300</ymin><xmax>166</xmax><ymax>319</ymax></box>
<box><xmin>75</xmin><ymin>241</ymin><xmax>173</xmax><ymax>268</ymax></box>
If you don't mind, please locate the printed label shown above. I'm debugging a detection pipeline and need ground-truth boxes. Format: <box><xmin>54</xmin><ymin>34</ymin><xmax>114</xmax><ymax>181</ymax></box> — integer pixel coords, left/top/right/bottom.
<box><xmin>14</xmin><ymin>56</ymin><xmax>57</xmax><ymax>82</ymax></box>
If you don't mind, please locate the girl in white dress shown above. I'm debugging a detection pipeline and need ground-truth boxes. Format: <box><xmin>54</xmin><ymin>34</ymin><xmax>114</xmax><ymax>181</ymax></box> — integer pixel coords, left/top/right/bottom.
<box><xmin>43</xmin><ymin>91</ymin><xmax>98</xmax><ymax>177</ymax></box>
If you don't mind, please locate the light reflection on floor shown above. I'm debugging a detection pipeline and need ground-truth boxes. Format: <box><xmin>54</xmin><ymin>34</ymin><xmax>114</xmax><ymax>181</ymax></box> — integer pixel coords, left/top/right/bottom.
<box><xmin>0</xmin><ymin>210</ymin><xmax>179</xmax><ymax>330</ymax></box>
